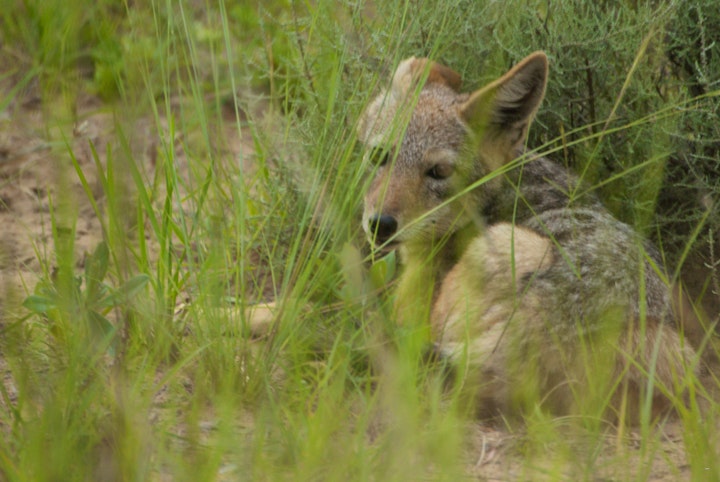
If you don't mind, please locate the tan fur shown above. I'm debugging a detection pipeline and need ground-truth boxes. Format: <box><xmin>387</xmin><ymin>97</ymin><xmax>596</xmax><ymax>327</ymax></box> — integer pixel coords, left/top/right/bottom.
<box><xmin>359</xmin><ymin>52</ymin><xmax>701</xmax><ymax>422</ymax></box>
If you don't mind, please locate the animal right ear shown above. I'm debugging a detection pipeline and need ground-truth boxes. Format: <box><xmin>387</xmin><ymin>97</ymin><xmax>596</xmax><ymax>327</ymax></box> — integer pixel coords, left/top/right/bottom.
<box><xmin>358</xmin><ymin>57</ymin><xmax>462</xmax><ymax>146</ymax></box>
<box><xmin>460</xmin><ymin>52</ymin><xmax>548</xmax><ymax>155</ymax></box>
<box><xmin>391</xmin><ymin>57</ymin><xmax>462</xmax><ymax>98</ymax></box>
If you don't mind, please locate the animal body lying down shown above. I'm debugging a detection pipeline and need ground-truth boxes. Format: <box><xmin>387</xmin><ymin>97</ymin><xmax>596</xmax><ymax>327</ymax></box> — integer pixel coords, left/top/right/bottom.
<box><xmin>358</xmin><ymin>52</ymin><xmax>698</xmax><ymax>421</ymax></box>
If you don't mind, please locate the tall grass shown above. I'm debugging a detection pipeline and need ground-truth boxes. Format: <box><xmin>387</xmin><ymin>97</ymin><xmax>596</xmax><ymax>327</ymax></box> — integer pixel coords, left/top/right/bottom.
<box><xmin>1</xmin><ymin>0</ymin><xmax>718</xmax><ymax>480</ymax></box>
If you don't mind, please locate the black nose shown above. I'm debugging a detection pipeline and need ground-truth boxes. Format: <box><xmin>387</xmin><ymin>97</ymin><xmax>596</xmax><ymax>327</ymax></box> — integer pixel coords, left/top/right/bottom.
<box><xmin>367</xmin><ymin>214</ymin><xmax>398</xmax><ymax>244</ymax></box>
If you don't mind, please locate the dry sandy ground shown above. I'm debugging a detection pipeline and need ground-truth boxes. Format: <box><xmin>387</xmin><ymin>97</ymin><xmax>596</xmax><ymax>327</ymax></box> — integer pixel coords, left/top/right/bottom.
<box><xmin>1</xmin><ymin>93</ymin><xmax>118</xmax><ymax>310</ymax></box>
<box><xmin>0</xmin><ymin>81</ymin><xmax>705</xmax><ymax>481</ymax></box>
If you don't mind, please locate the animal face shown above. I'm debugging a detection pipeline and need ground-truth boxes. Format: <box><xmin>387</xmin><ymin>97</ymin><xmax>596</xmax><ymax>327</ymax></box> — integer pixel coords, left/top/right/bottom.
<box><xmin>361</xmin><ymin>85</ymin><xmax>471</xmax><ymax>251</ymax></box>
<box><xmin>358</xmin><ymin>53</ymin><xmax>548</xmax><ymax>254</ymax></box>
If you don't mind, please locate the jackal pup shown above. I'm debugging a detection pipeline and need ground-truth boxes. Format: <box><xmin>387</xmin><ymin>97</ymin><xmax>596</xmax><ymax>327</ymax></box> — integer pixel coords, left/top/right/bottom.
<box><xmin>358</xmin><ymin>52</ymin><xmax>697</xmax><ymax>421</ymax></box>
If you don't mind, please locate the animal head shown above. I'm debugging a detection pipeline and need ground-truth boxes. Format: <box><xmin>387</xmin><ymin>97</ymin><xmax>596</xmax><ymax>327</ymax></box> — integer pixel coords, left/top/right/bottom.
<box><xmin>358</xmin><ymin>52</ymin><xmax>548</xmax><ymax>254</ymax></box>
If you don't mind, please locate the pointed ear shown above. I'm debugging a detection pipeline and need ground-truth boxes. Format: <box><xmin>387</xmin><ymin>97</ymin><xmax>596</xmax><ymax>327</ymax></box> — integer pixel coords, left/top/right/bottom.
<box><xmin>460</xmin><ymin>52</ymin><xmax>548</xmax><ymax>151</ymax></box>
<box><xmin>358</xmin><ymin>57</ymin><xmax>462</xmax><ymax>146</ymax></box>
<box><xmin>391</xmin><ymin>57</ymin><xmax>462</xmax><ymax>98</ymax></box>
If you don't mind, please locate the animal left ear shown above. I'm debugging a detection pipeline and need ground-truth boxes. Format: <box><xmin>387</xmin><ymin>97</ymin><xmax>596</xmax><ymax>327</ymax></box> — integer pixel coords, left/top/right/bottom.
<box><xmin>460</xmin><ymin>52</ymin><xmax>548</xmax><ymax>152</ymax></box>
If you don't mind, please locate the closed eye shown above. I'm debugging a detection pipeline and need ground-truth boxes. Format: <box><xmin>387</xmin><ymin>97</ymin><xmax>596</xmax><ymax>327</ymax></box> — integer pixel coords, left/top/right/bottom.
<box><xmin>423</xmin><ymin>148</ymin><xmax>456</xmax><ymax>180</ymax></box>
<box><xmin>426</xmin><ymin>164</ymin><xmax>452</xmax><ymax>180</ymax></box>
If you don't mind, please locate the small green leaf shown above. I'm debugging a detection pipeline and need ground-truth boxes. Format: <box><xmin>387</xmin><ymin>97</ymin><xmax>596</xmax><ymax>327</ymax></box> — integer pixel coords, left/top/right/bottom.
<box><xmin>22</xmin><ymin>295</ymin><xmax>57</xmax><ymax>314</ymax></box>
<box><xmin>87</xmin><ymin>310</ymin><xmax>118</xmax><ymax>357</ymax></box>
<box><xmin>99</xmin><ymin>274</ymin><xmax>150</xmax><ymax>307</ymax></box>
<box><xmin>369</xmin><ymin>251</ymin><xmax>396</xmax><ymax>289</ymax></box>
<box><xmin>88</xmin><ymin>310</ymin><xmax>116</xmax><ymax>337</ymax></box>
<box><xmin>32</xmin><ymin>280</ymin><xmax>57</xmax><ymax>299</ymax></box>
<box><xmin>84</xmin><ymin>241</ymin><xmax>110</xmax><ymax>304</ymax></box>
